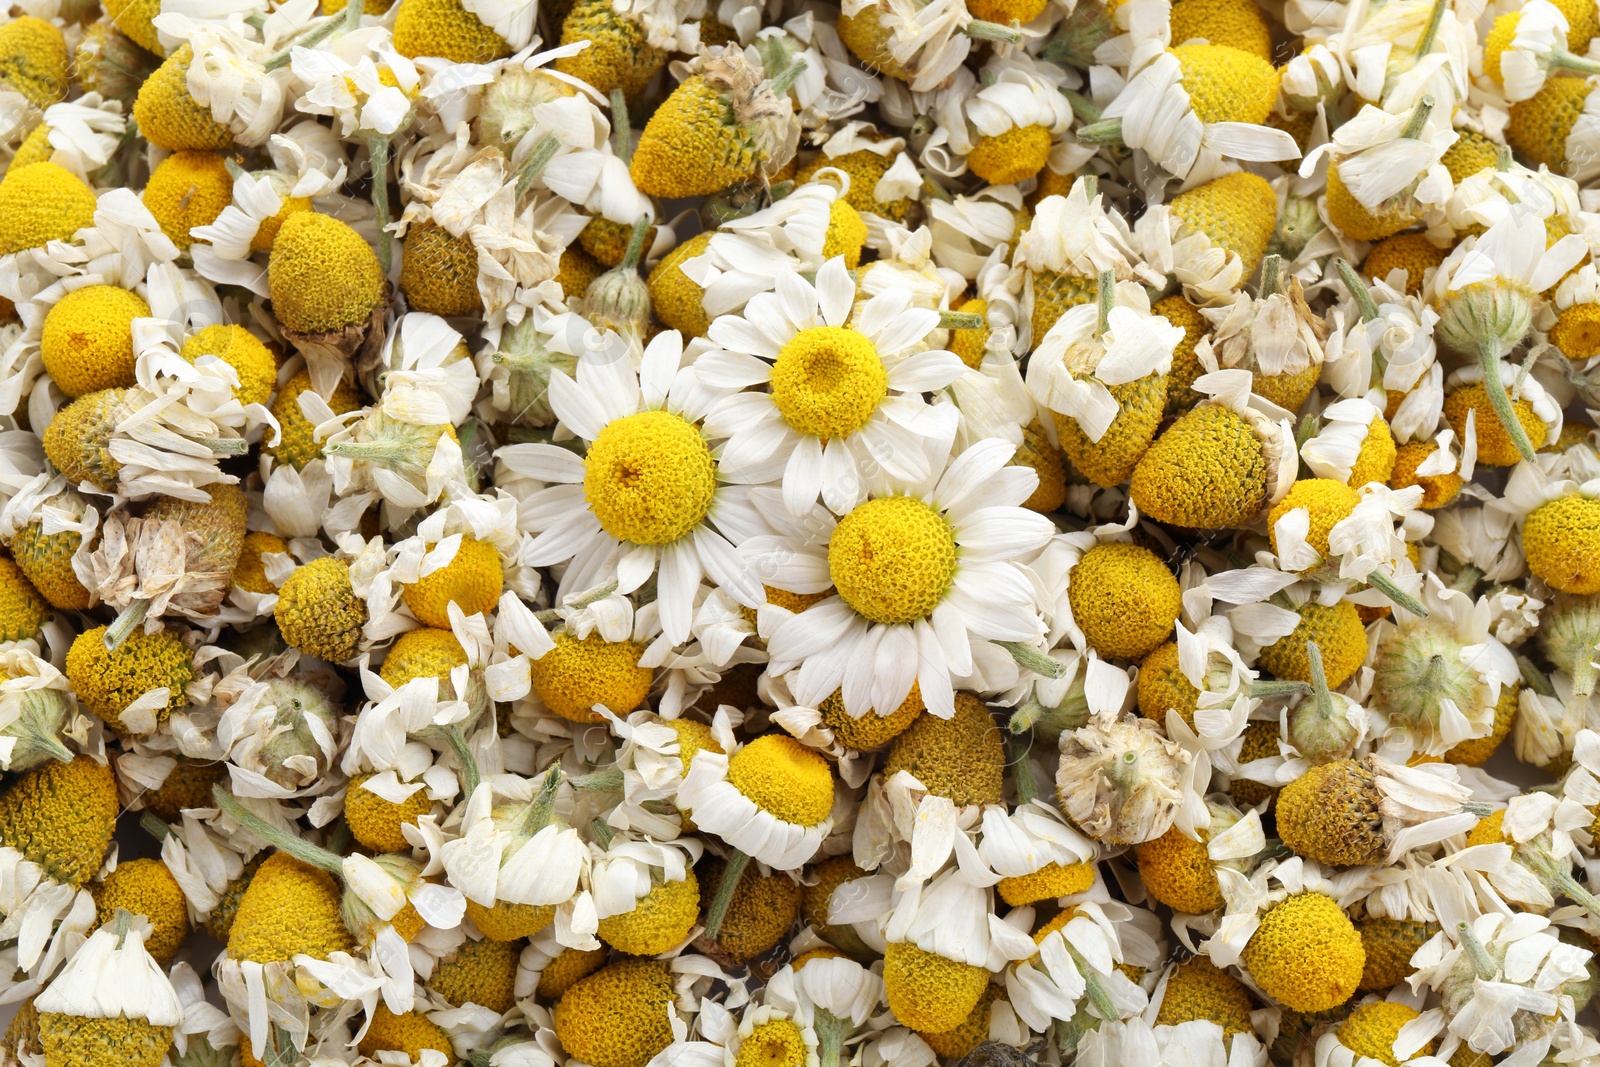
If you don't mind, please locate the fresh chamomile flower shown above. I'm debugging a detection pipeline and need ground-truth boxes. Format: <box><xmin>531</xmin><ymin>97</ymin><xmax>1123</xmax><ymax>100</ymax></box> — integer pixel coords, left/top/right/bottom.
<box><xmin>1426</xmin><ymin>209</ymin><xmax>1586</xmax><ymax>464</ymax></box>
<box><xmin>677</xmin><ymin>730</ymin><xmax>834</xmax><ymax>936</ymax></box>
<box><xmin>34</xmin><ymin>909</ymin><xmax>185</xmax><ymax>1067</ymax></box>
<box><xmin>746</xmin><ymin>436</ymin><xmax>1055</xmax><ymax>720</ymax></box>
<box><xmin>1025</xmin><ymin>277</ymin><xmax>1182</xmax><ymax>488</ymax></box>
<box><xmin>590</xmin><ymin>831</ymin><xmax>703</xmax><ymax>957</ymax></box>
<box><xmin>695</xmin><ymin>256</ymin><xmax>965</xmax><ymax>516</ymax></box>
<box><xmin>501</xmin><ymin>329</ymin><xmax>765</xmax><ymax>646</ymax></box>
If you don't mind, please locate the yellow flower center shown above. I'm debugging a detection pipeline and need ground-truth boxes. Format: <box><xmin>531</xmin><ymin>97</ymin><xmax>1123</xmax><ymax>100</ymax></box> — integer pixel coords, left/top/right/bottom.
<box><xmin>734</xmin><ymin>1020</ymin><xmax>809</xmax><ymax>1067</ymax></box>
<box><xmin>584</xmin><ymin>410</ymin><xmax>717</xmax><ymax>545</ymax></box>
<box><xmin>828</xmin><ymin>497</ymin><xmax>958</xmax><ymax>625</ymax></box>
<box><xmin>769</xmin><ymin>326</ymin><xmax>888</xmax><ymax>440</ymax></box>
<box><xmin>726</xmin><ymin>734</ymin><xmax>834</xmax><ymax>826</ymax></box>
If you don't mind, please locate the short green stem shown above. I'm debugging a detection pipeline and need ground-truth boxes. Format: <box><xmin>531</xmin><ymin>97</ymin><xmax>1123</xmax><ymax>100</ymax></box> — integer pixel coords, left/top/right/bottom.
<box><xmin>619</xmin><ymin>215</ymin><xmax>651</xmax><ymax>272</ymax></box>
<box><xmin>212</xmin><ymin>785</ymin><xmax>343</xmax><ymax>874</ymax></box>
<box><xmin>1550</xmin><ymin>52</ymin><xmax>1600</xmax><ymax>76</ymax></box>
<box><xmin>997</xmin><ymin>641</ymin><xmax>1067</xmax><ymax>679</ymax></box>
<box><xmin>367</xmin><ymin>134</ymin><xmax>392</xmax><ymax>275</ymax></box>
<box><xmin>1457</xmin><ymin>921</ymin><xmax>1499</xmax><ymax>980</ymax></box>
<box><xmin>205</xmin><ymin>436</ymin><xmax>250</xmax><ymax>455</ymax></box>
<box><xmin>532</xmin><ymin>580</ymin><xmax>620</xmax><ymax>624</ymax></box>
<box><xmin>1366</xmin><ymin>570</ymin><xmax>1430</xmax><ymax>618</ymax></box>
<box><xmin>1060</xmin><ymin>939</ymin><xmax>1119</xmax><ymax>1019</ymax></box>
<box><xmin>1334</xmin><ymin>258</ymin><xmax>1380</xmax><ymax>322</ymax></box>
<box><xmin>1075</xmin><ymin>118</ymin><xmax>1124</xmax><ymax>146</ymax></box>
<box><xmin>140</xmin><ymin>811</ymin><xmax>172</xmax><ymax>841</ymax></box>
<box><xmin>1518</xmin><ymin>654</ymin><xmax>1558</xmax><ymax>697</ymax></box>
<box><xmin>938</xmin><ymin>310</ymin><xmax>986</xmax><ymax>330</ymax></box>
<box><xmin>1413</xmin><ymin>0</ymin><xmax>1448</xmax><ymax>56</ymax></box>
<box><xmin>814</xmin><ymin>1010</ymin><xmax>848</xmax><ymax>1067</ymax></box>
<box><xmin>703</xmin><ymin>849</ymin><xmax>750</xmax><ymax>941</ymax></box>
<box><xmin>522</xmin><ymin>766</ymin><xmax>563</xmax><ymax>837</ymax></box>
<box><xmin>514</xmin><ymin>133</ymin><xmax>562</xmax><ymax>197</ymax></box>
<box><xmin>103</xmin><ymin>598</ymin><xmax>151</xmax><ymax>651</ymax></box>
<box><xmin>1096</xmin><ymin>268</ymin><xmax>1116</xmax><ymax>335</ymax></box>
<box><xmin>1400</xmin><ymin>96</ymin><xmax>1435</xmax><ymax>141</ymax></box>
<box><xmin>1307</xmin><ymin>641</ymin><xmax>1333</xmax><ymax>717</ymax></box>
<box><xmin>1249</xmin><ymin>680</ymin><xmax>1313</xmax><ymax>699</ymax></box>
<box><xmin>1011</xmin><ymin>736</ymin><xmax>1039</xmax><ymax>805</ymax></box>
<box><xmin>609</xmin><ymin>89</ymin><xmax>631</xmax><ymax>162</ymax></box>
<box><xmin>262</xmin><ymin>2</ymin><xmax>358</xmax><ymax>71</ymax></box>
<box><xmin>1059</xmin><ymin>88</ymin><xmax>1103</xmax><ymax>125</ymax></box>
<box><xmin>1452</xmin><ymin>563</ymin><xmax>1484</xmax><ymax>593</ymax></box>
<box><xmin>964</xmin><ymin>19</ymin><xmax>1024</xmax><ymax>42</ymax></box>
<box><xmin>1009</xmin><ymin>698</ymin><xmax>1045</xmax><ymax>734</ymax></box>
<box><xmin>768</xmin><ymin>58</ymin><xmax>808</xmax><ymax>96</ymax></box>
<box><xmin>1259</xmin><ymin>254</ymin><xmax>1283</xmax><ymax>298</ymax></box>
<box><xmin>571</xmin><ymin>767</ymin><xmax>625</xmax><ymax>792</ymax></box>
<box><xmin>445</xmin><ymin>724</ymin><xmax>480</xmax><ymax>798</ymax></box>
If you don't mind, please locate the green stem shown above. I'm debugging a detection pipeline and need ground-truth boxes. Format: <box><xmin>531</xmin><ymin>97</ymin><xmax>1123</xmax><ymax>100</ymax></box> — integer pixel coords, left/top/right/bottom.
<box><xmin>1259</xmin><ymin>254</ymin><xmax>1283</xmax><ymax>298</ymax></box>
<box><xmin>1518</xmin><ymin>655</ymin><xmax>1558</xmax><ymax>698</ymax></box>
<box><xmin>1550</xmin><ymin>52</ymin><xmax>1600</xmax><ymax>76</ymax></box>
<box><xmin>28</xmin><ymin>727</ymin><xmax>73</xmax><ymax>765</ymax></box>
<box><xmin>1413</xmin><ymin>0</ymin><xmax>1448</xmax><ymax>56</ymax></box>
<box><xmin>445</xmin><ymin>725</ymin><xmax>480</xmax><ymax>798</ymax></box>
<box><xmin>204</xmin><ymin>436</ymin><xmax>250</xmax><ymax>455</ymax></box>
<box><xmin>532</xmin><ymin>580</ymin><xmax>620</xmax><ymax>624</ymax></box>
<box><xmin>262</xmin><ymin>1</ymin><xmax>358</xmax><ymax>71</ymax></box>
<box><xmin>1295</xmin><ymin>413</ymin><xmax>1321</xmax><ymax>453</ymax></box>
<box><xmin>212</xmin><ymin>785</ymin><xmax>343</xmax><ymax>874</ymax></box>
<box><xmin>704</xmin><ymin>849</ymin><xmax>751</xmax><ymax>941</ymax></box>
<box><xmin>1457</xmin><ymin>921</ymin><xmax>1499</xmax><ymax>979</ymax></box>
<box><xmin>224</xmin><ymin>158</ymin><xmax>247</xmax><ymax>181</ymax></box>
<box><xmin>103</xmin><ymin>597</ymin><xmax>151</xmax><ymax>651</ymax></box>
<box><xmin>522</xmin><ymin>766</ymin><xmax>563</xmax><ymax>836</ymax></box>
<box><xmin>513</xmin><ymin>133</ymin><xmax>562</xmax><ymax>197</ymax></box>
<box><xmin>1249</xmin><ymin>680</ymin><xmax>1313</xmax><ymax>699</ymax></box>
<box><xmin>1075</xmin><ymin>118</ymin><xmax>1124</xmax><ymax>146</ymax></box>
<box><xmin>571</xmin><ymin>767</ymin><xmax>625</xmax><ymax>791</ymax></box>
<box><xmin>1307</xmin><ymin>641</ymin><xmax>1333</xmax><ymax>717</ymax></box>
<box><xmin>1400</xmin><ymin>96</ymin><xmax>1434</xmax><ymax>141</ymax></box>
<box><xmin>1078</xmin><ymin>174</ymin><xmax>1098</xmax><ymax>201</ymax></box>
<box><xmin>1334</xmin><ymin>258</ymin><xmax>1380</xmax><ymax>322</ymax></box>
<box><xmin>964</xmin><ymin>19</ymin><xmax>1024</xmax><ymax>42</ymax></box>
<box><xmin>1009</xmin><ymin>698</ymin><xmax>1045</xmax><ymax>734</ymax></box>
<box><xmin>1061</xmin><ymin>940</ymin><xmax>1119</xmax><ymax>1019</ymax></box>
<box><xmin>767</xmin><ymin>58</ymin><xmax>808</xmax><ymax>96</ymax></box>
<box><xmin>619</xmin><ymin>215</ymin><xmax>651</xmax><ymax>272</ymax></box>
<box><xmin>140</xmin><ymin>811</ymin><xmax>172</xmax><ymax>841</ymax></box>
<box><xmin>814</xmin><ymin>1010</ymin><xmax>848</xmax><ymax>1067</ymax></box>
<box><xmin>1366</xmin><ymin>570</ymin><xmax>1430</xmax><ymax>618</ymax></box>
<box><xmin>1011</xmin><ymin>736</ymin><xmax>1039</xmax><ymax>805</ymax></box>
<box><xmin>1452</xmin><ymin>563</ymin><xmax>1484</xmax><ymax>593</ymax></box>
<box><xmin>938</xmin><ymin>310</ymin><xmax>986</xmax><ymax>330</ymax></box>
<box><xmin>367</xmin><ymin>134</ymin><xmax>393</xmax><ymax>275</ymax></box>
<box><xmin>1096</xmin><ymin>268</ymin><xmax>1116</xmax><ymax>335</ymax></box>
<box><xmin>1475</xmin><ymin>340</ymin><xmax>1538</xmax><ymax>462</ymax></box>
<box><xmin>589</xmin><ymin>818</ymin><xmax>616</xmax><ymax>849</ymax></box>
<box><xmin>1060</xmin><ymin>88</ymin><xmax>1102</xmax><ymax>125</ymax></box>
<box><xmin>1546</xmin><ymin>865</ymin><xmax>1600</xmax><ymax>917</ymax></box>
<box><xmin>1144</xmin><ymin>276</ymin><xmax>1179</xmax><ymax>305</ymax></box>
<box><xmin>112</xmin><ymin>907</ymin><xmax>133</xmax><ymax>945</ymax></box>
<box><xmin>609</xmin><ymin>89</ymin><xmax>631</xmax><ymax>162</ymax></box>
<box><xmin>997</xmin><ymin>641</ymin><xmax>1067</xmax><ymax>679</ymax></box>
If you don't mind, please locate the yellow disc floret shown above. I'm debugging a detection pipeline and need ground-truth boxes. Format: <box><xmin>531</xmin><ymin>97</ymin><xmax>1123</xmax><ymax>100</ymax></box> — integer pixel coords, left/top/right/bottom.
<box><xmin>1325</xmin><ymin>162</ymin><xmax>1421</xmax><ymax>242</ymax></box>
<box><xmin>43</xmin><ymin>390</ymin><xmax>128</xmax><ymax>491</ymax></box>
<box><xmin>1240</xmin><ymin>891</ymin><xmax>1364</xmax><ymax>1012</ymax></box>
<box><xmin>1131</xmin><ymin>403</ymin><xmax>1268</xmax><ymax>529</ymax></box>
<box><xmin>698</xmin><ymin>856</ymin><xmax>800</xmax><ymax>961</ymax></box>
<box><xmin>1256</xmin><ymin>600</ymin><xmax>1368</xmax><ymax>689</ymax></box>
<box><xmin>1508</xmin><ymin>77</ymin><xmax>1592</xmax><ymax>177</ymax></box>
<box><xmin>1337</xmin><ymin>1002</ymin><xmax>1432</xmax><ymax>1067</ymax></box>
<box><xmin>0</xmin><ymin>756</ymin><xmax>118</xmax><ymax>887</ymax></box>
<box><xmin>919</xmin><ymin>982</ymin><xmax>1004</xmax><ymax>1057</ymax></box>
<box><xmin>966</xmin><ymin>124</ymin><xmax>1053</xmax><ymax>185</ymax></box>
<box><xmin>883</xmin><ymin>941</ymin><xmax>991</xmax><ymax>1034</ymax></box>
<box><xmin>829</xmin><ymin>497</ymin><xmax>958</xmax><ymax>625</ymax></box>
<box><xmin>142</xmin><ymin>151</ymin><xmax>232</xmax><ymax>251</ymax></box>
<box><xmin>393</xmin><ymin>0</ymin><xmax>511</xmax><ymax>62</ymax></box>
<box><xmin>1357</xmin><ymin>917</ymin><xmax>1438</xmax><ymax>991</ymax></box>
<box><xmin>1169</xmin><ymin>171</ymin><xmax>1278</xmax><ymax>275</ymax></box>
<box><xmin>553</xmin><ymin>959</ymin><xmax>677</xmax><ymax>1067</ymax></box>
<box><xmin>648</xmin><ymin>232</ymin><xmax>713</xmax><ymax>338</ymax></box>
<box><xmin>1172</xmin><ymin>44</ymin><xmax>1279</xmax><ymax>125</ymax></box>
<box><xmin>0</xmin><ymin>162</ymin><xmax>96</xmax><ymax>256</ymax></box>
<box><xmin>538</xmin><ymin>945</ymin><xmax>609</xmax><ymax>999</ymax></box>
<box><xmin>1169</xmin><ymin>0</ymin><xmax>1272</xmax><ymax>56</ymax></box>
<box><xmin>38</xmin><ymin>1014</ymin><xmax>172</xmax><ymax>1067</ymax></box>
<box><xmin>996</xmin><ymin>861</ymin><xmax>1096</xmax><ymax>906</ymax></box>
<box><xmin>10</xmin><ymin>509</ymin><xmax>92</xmax><ymax>611</ymax></box>
<box><xmin>1388</xmin><ymin>441</ymin><xmax>1462</xmax><ymax>509</ymax></box>
<box><xmin>1269</xmin><ymin>479</ymin><xmax>1361</xmax><ymax>566</ymax></box>
<box><xmin>631</xmin><ymin>75</ymin><xmax>756</xmax><ymax>198</ymax></box>
<box><xmin>823</xmin><ymin>197</ymin><xmax>868</xmax><ymax>269</ymax></box>
<box><xmin>399</xmin><ymin>221</ymin><xmax>482</xmax><ymax>316</ymax></box>
<box><xmin>1276</xmin><ymin>758</ymin><xmax>1383</xmax><ymax>866</ymax></box>
<box><xmin>1156</xmin><ymin>294</ymin><xmax>1209</xmax><ymax>414</ymax></box>
<box><xmin>1137</xmin><ymin>640</ymin><xmax>1201</xmax><ymax>728</ymax></box>
<box><xmin>1136</xmin><ymin>825</ymin><xmax>1223</xmax><ymax>913</ymax></box>
<box><xmin>181</xmin><ymin>324</ymin><xmax>277</xmax><ymax>407</ymax></box>
<box><xmin>1440</xmin><ymin>129</ymin><xmax>1502</xmax><ymax>184</ymax></box>
<box><xmin>401</xmin><ymin>535</ymin><xmax>504</xmax><ymax>628</ymax></box>
<box><xmin>530</xmin><ymin>631</ymin><xmax>652</xmax><ymax>722</ymax></box>
<box><xmin>380</xmin><ymin>627</ymin><xmax>468</xmax><ymax>689</ymax></box>
<box><xmin>0</xmin><ymin>17</ymin><xmax>67</xmax><ymax>110</ymax></box>
<box><xmin>0</xmin><ymin>557</ymin><xmax>49</xmax><ymax>642</ymax></box>
<box><xmin>269</xmin><ymin>212</ymin><xmax>386</xmax><ymax>336</ymax></box>
<box><xmin>883</xmin><ymin>692</ymin><xmax>1005</xmax><ymax>807</ymax></box>
<box><xmin>1363</xmin><ymin>234</ymin><xmax>1445</xmax><ymax>295</ymax></box>
<box><xmin>232</xmin><ymin>531</ymin><xmax>290</xmax><ymax>594</ymax></box>
<box><xmin>268</xmin><ymin>371</ymin><xmax>363</xmax><ymax>470</ymax></box>
<box><xmin>66</xmin><ymin>625</ymin><xmax>194</xmax><ymax>734</ymax></box>
<box><xmin>597</xmin><ymin>871</ymin><xmax>701</xmax><ymax>956</ymax></box>
<box><xmin>584</xmin><ymin>410</ymin><xmax>717</xmax><ymax>545</ymax></box>
<box><xmin>227</xmin><ymin>852</ymin><xmax>353</xmax><ymax>962</ymax></box>
<box><xmin>1069</xmin><ymin>542</ymin><xmax>1182</xmax><ymax>660</ymax></box>
<box><xmin>554</xmin><ymin>0</ymin><xmax>663</xmax><ymax>98</ymax></box>
<box><xmin>1441</xmin><ymin>683</ymin><xmax>1518</xmax><ymax>766</ymax></box>
<box><xmin>1153</xmin><ymin>957</ymin><xmax>1254</xmax><ymax>1035</ymax></box>
<box><xmin>1348</xmin><ymin>418</ymin><xmax>1398</xmax><ymax>487</ymax></box>
<box><xmin>344</xmin><ymin>772</ymin><xmax>432</xmax><ymax>852</ymax></box>
<box><xmin>40</xmin><ymin>286</ymin><xmax>150</xmax><ymax>398</ymax></box>
<box><xmin>727</xmin><ymin>734</ymin><xmax>834</xmax><ymax>826</ymax></box>
<box><xmin>735</xmin><ymin>1019</ymin><xmax>808</xmax><ymax>1067</ymax></box>
<box><xmin>1523</xmin><ymin>492</ymin><xmax>1600</xmax><ymax>594</ymax></box>
<box><xmin>94</xmin><ymin>858</ymin><xmax>189</xmax><ymax>965</ymax></box>
<box><xmin>819</xmin><ymin>683</ymin><xmax>923</xmax><ymax>750</ymax></box>
<box><xmin>274</xmin><ymin>557</ymin><xmax>368</xmax><ymax>662</ymax></box>
<box><xmin>769</xmin><ymin>326</ymin><xmax>887</xmax><ymax>439</ymax></box>
<box><xmin>357</xmin><ymin>1006</ymin><xmax>453</xmax><ymax>1062</ymax></box>
<box><xmin>133</xmin><ymin>45</ymin><xmax>237</xmax><ymax>151</ymax></box>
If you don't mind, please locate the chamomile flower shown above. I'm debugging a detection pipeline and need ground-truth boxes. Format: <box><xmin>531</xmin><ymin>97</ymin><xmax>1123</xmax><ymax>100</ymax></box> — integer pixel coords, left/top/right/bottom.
<box><xmin>697</xmin><ymin>256</ymin><xmax>964</xmax><ymax>516</ymax></box>
<box><xmin>745</xmin><ymin>437</ymin><xmax>1055</xmax><ymax>720</ymax></box>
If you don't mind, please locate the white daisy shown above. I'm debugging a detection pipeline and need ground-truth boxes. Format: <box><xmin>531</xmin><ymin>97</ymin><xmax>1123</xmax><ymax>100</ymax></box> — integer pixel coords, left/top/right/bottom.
<box><xmin>696</xmin><ymin>256</ymin><xmax>965</xmax><ymax>516</ymax></box>
<box><xmin>499</xmin><ymin>329</ymin><xmax>766</xmax><ymax>645</ymax></box>
<box><xmin>744</xmin><ymin>437</ymin><xmax>1054</xmax><ymax>719</ymax></box>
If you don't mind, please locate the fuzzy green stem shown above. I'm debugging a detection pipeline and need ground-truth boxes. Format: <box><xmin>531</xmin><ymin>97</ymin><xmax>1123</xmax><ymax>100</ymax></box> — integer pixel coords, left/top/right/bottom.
<box><xmin>1366</xmin><ymin>570</ymin><xmax>1429</xmax><ymax>618</ymax></box>
<box><xmin>768</xmin><ymin>58</ymin><xmax>808</xmax><ymax>96</ymax></box>
<box><xmin>444</xmin><ymin>725</ymin><xmax>480</xmax><ymax>798</ymax></box>
<box><xmin>964</xmin><ymin>19</ymin><xmax>1024</xmax><ymax>42</ymax></box>
<box><xmin>1400</xmin><ymin>96</ymin><xmax>1435</xmax><ymax>141</ymax></box>
<box><xmin>1011</xmin><ymin>736</ymin><xmax>1039</xmax><ymax>805</ymax></box>
<box><xmin>609</xmin><ymin>89</ymin><xmax>631</xmax><ymax>162</ymax></box>
<box><xmin>522</xmin><ymin>766</ymin><xmax>563</xmax><ymax>837</ymax></box>
<box><xmin>1572</xmin><ymin>647</ymin><xmax>1600</xmax><ymax>699</ymax></box>
<box><xmin>1144</xmin><ymin>276</ymin><xmax>1179</xmax><ymax>305</ymax></box>
<box><xmin>814</xmin><ymin>1011</ymin><xmax>847</xmax><ymax>1067</ymax></box>
<box><xmin>1421</xmin><ymin>653</ymin><xmax>1447</xmax><ymax>695</ymax></box>
<box><xmin>367</xmin><ymin>134</ymin><xmax>392</xmax><ymax>275</ymax></box>
<box><xmin>112</xmin><ymin>907</ymin><xmax>134</xmax><ymax>944</ymax></box>
<box><xmin>1075</xmin><ymin>118</ymin><xmax>1124</xmax><ymax>147</ymax></box>
<box><xmin>1259</xmin><ymin>254</ymin><xmax>1283</xmax><ymax>298</ymax></box>
<box><xmin>1097</xmin><ymin>268</ymin><xmax>1116</xmax><ymax>335</ymax></box>
<box><xmin>997</xmin><ymin>641</ymin><xmax>1067</xmax><ymax>679</ymax></box>
<box><xmin>1413</xmin><ymin>0</ymin><xmax>1448</xmax><ymax>56</ymax></box>
<box><xmin>939</xmin><ymin>310</ymin><xmax>986</xmax><ymax>330</ymax></box>
<box><xmin>571</xmin><ymin>767</ymin><xmax>625</xmax><ymax>791</ymax></box>
<box><xmin>262</xmin><ymin>3</ymin><xmax>358</xmax><ymax>71</ymax></box>
<box><xmin>103</xmin><ymin>597</ymin><xmax>151</xmax><ymax>651</ymax></box>
<box><xmin>513</xmin><ymin>133</ymin><xmax>562</xmax><ymax>197</ymax></box>
<box><xmin>1452</xmin><ymin>563</ymin><xmax>1484</xmax><ymax>593</ymax></box>
<box><xmin>224</xmin><ymin>158</ymin><xmax>247</xmax><ymax>181</ymax></box>
<box><xmin>140</xmin><ymin>811</ymin><xmax>172</xmax><ymax>841</ymax></box>
<box><xmin>1295</xmin><ymin>413</ymin><xmax>1321</xmax><ymax>454</ymax></box>
<box><xmin>204</xmin><ymin>436</ymin><xmax>251</xmax><ymax>455</ymax></box>
<box><xmin>212</xmin><ymin>785</ymin><xmax>343</xmax><ymax>874</ymax></box>
<box><xmin>1009</xmin><ymin>698</ymin><xmax>1046</xmax><ymax>734</ymax></box>
<box><xmin>532</xmin><ymin>580</ymin><xmax>620</xmax><ymax>624</ymax></box>
<box><xmin>28</xmin><ymin>728</ymin><xmax>73</xmax><ymax>765</ymax></box>
<box><xmin>1457</xmin><ymin>921</ymin><xmax>1499</xmax><ymax>979</ymax></box>
<box><xmin>618</xmin><ymin>215</ymin><xmax>652</xmax><ymax>272</ymax></box>
<box><xmin>1473</xmin><ymin>340</ymin><xmax>1538</xmax><ymax>462</ymax></box>
<box><xmin>321</xmin><ymin>439</ymin><xmax>406</xmax><ymax>464</ymax></box>
<box><xmin>1249</xmin><ymin>680</ymin><xmax>1313</xmax><ymax>699</ymax></box>
<box><xmin>703</xmin><ymin>848</ymin><xmax>751</xmax><ymax>941</ymax></box>
<box><xmin>1518</xmin><ymin>655</ymin><xmax>1558</xmax><ymax>698</ymax></box>
<box><xmin>1545</xmin><ymin>864</ymin><xmax>1600</xmax><ymax>917</ymax></box>
<box><xmin>1334</xmin><ymin>258</ymin><xmax>1380</xmax><ymax>322</ymax></box>
<box><xmin>1307</xmin><ymin>641</ymin><xmax>1334</xmax><ymax>718</ymax></box>
<box><xmin>589</xmin><ymin>818</ymin><xmax>616</xmax><ymax>850</ymax></box>
<box><xmin>1549</xmin><ymin>52</ymin><xmax>1600</xmax><ymax>76</ymax></box>
<box><xmin>264</xmin><ymin>1027</ymin><xmax>298</xmax><ymax>1067</ymax></box>
<box><xmin>1059</xmin><ymin>89</ymin><xmax>1103</xmax><ymax>125</ymax></box>
<box><xmin>1061</xmin><ymin>940</ymin><xmax>1119</xmax><ymax>1019</ymax></box>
